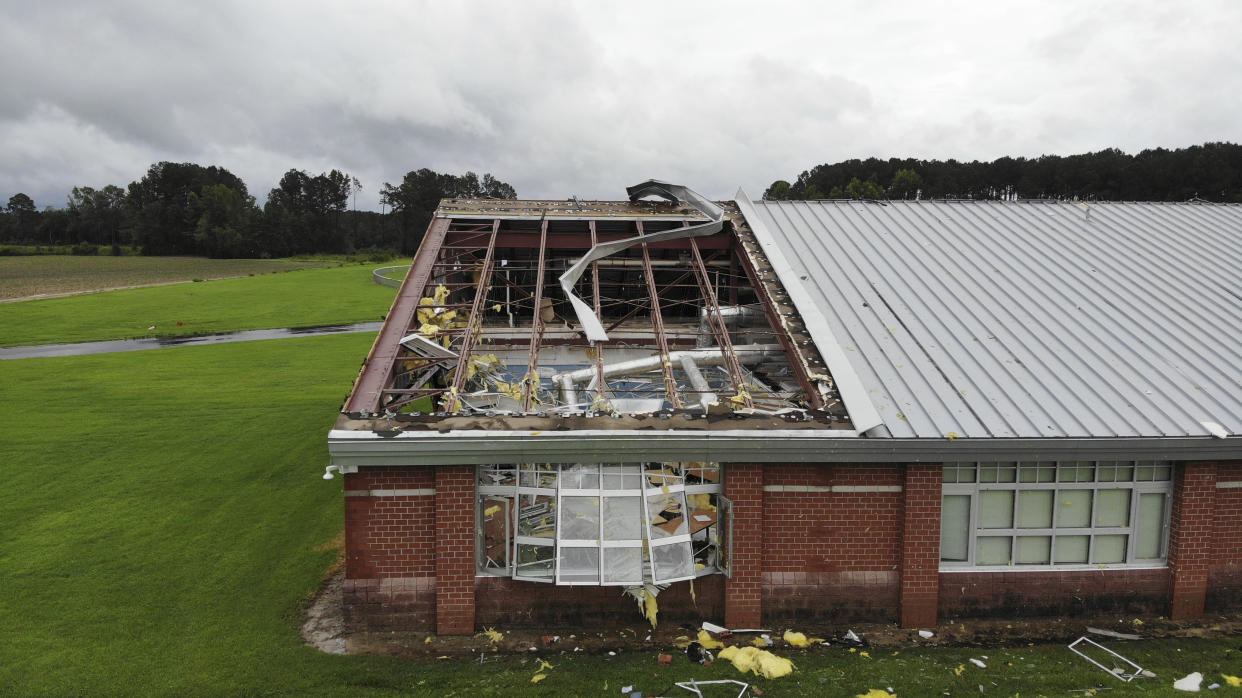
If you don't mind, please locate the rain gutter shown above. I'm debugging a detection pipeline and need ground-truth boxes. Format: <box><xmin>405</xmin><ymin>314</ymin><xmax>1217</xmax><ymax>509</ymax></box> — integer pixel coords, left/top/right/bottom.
<box><xmin>328</xmin><ymin>431</ymin><xmax>1241</xmax><ymax>468</ymax></box>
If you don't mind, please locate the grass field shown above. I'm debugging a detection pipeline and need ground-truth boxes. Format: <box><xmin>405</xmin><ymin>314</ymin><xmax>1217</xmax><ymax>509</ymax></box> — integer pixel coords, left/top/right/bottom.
<box><xmin>0</xmin><ymin>256</ymin><xmax>334</xmax><ymax>301</ymax></box>
<box><xmin>0</xmin><ymin>263</ymin><xmax>397</xmax><ymax>346</ymax></box>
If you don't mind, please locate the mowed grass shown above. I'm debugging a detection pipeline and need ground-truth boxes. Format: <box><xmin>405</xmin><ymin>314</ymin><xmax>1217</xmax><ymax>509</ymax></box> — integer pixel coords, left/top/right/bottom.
<box><xmin>0</xmin><ymin>255</ymin><xmax>331</xmax><ymax>300</ymax></box>
<box><xmin>0</xmin><ymin>263</ymin><xmax>398</xmax><ymax>346</ymax></box>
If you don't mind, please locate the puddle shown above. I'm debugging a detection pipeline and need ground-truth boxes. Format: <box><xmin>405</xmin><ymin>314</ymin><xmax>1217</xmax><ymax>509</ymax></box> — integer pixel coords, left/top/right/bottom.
<box><xmin>0</xmin><ymin>322</ymin><xmax>383</xmax><ymax>359</ymax></box>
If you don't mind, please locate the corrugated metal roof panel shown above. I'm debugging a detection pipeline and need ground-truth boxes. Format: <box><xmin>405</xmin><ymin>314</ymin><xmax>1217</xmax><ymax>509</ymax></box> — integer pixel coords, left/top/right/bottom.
<box><xmin>746</xmin><ymin>198</ymin><xmax>1242</xmax><ymax>439</ymax></box>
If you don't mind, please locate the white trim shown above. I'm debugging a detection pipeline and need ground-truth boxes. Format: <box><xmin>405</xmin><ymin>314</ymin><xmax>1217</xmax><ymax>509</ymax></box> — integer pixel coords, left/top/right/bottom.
<box><xmin>733</xmin><ymin>188</ymin><xmax>885</xmax><ymax>434</ymax></box>
<box><xmin>344</xmin><ymin>488</ymin><xmax>436</xmax><ymax>497</ymax></box>
<box><xmin>940</xmin><ymin>563</ymin><xmax>1169</xmax><ymax>574</ymax></box>
<box><xmin>1218</xmin><ymin>481</ymin><xmax>1242</xmax><ymax>489</ymax></box>
<box><xmin>762</xmin><ymin>485</ymin><xmax>903</xmax><ymax>493</ymax></box>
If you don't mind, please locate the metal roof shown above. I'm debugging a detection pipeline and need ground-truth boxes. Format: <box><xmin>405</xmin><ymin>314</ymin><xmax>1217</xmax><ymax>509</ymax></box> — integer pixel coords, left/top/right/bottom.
<box><xmin>743</xmin><ymin>197</ymin><xmax>1242</xmax><ymax>440</ymax></box>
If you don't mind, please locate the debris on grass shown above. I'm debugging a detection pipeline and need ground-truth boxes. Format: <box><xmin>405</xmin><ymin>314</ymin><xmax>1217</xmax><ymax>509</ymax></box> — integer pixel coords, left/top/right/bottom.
<box><xmin>698</xmin><ymin>629</ymin><xmax>726</xmax><ymax>649</ymax></box>
<box><xmin>1068</xmin><ymin>637</ymin><xmax>1150</xmax><ymax>682</ymax></box>
<box><xmin>918</xmin><ymin>630</ymin><xmax>935</xmax><ymax>639</ymax></box>
<box><xmin>783</xmin><ymin>630</ymin><xmax>825</xmax><ymax>648</ymax></box>
<box><xmin>1087</xmin><ymin>627</ymin><xmax>1142</xmax><ymax>641</ymax></box>
<box><xmin>717</xmin><ymin>645</ymin><xmax>795</xmax><ymax>679</ymax></box>
<box><xmin>969</xmin><ymin>658</ymin><xmax>986</xmax><ymax>668</ymax></box>
<box><xmin>1223</xmin><ymin>675</ymin><xmax>1242</xmax><ymax>687</ymax></box>
<box><xmin>673</xmin><ymin>678</ymin><xmax>752</xmax><ymax>697</ymax></box>
<box><xmin>1173</xmin><ymin>671</ymin><xmax>1203</xmax><ymax>692</ymax></box>
<box><xmin>478</xmin><ymin>627</ymin><xmax>503</xmax><ymax>644</ymax></box>
<box><xmin>856</xmin><ymin>690</ymin><xmax>896</xmax><ymax>698</ymax></box>
<box><xmin>687</xmin><ymin>642</ymin><xmax>713</xmax><ymax>665</ymax></box>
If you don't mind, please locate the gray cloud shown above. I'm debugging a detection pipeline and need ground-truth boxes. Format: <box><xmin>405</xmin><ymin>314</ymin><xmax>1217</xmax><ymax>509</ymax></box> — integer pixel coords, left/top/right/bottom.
<box><xmin>3</xmin><ymin>0</ymin><xmax>1242</xmax><ymax>211</ymax></box>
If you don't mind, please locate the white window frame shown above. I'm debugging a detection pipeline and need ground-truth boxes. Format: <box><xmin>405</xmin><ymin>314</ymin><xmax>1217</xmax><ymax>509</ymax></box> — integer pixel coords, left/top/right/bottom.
<box><xmin>474</xmin><ymin>462</ymin><xmax>725</xmax><ymax>585</ymax></box>
<box><xmin>940</xmin><ymin>461</ymin><xmax>1173</xmax><ymax>572</ymax></box>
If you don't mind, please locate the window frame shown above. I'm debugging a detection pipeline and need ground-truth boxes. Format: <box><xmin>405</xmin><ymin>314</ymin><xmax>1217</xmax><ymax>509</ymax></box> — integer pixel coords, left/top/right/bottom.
<box><xmin>940</xmin><ymin>461</ymin><xmax>1173</xmax><ymax>571</ymax></box>
<box><xmin>475</xmin><ymin>462</ymin><xmax>726</xmax><ymax>585</ymax></box>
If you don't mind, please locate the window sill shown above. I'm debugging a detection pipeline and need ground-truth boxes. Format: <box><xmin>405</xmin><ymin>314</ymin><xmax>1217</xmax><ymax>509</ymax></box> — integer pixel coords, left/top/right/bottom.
<box><xmin>939</xmin><ymin>563</ymin><xmax>1168</xmax><ymax>573</ymax></box>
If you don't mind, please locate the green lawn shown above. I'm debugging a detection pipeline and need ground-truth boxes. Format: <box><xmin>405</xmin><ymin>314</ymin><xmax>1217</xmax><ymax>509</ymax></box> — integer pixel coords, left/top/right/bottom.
<box><xmin>0</xmin><ymin>255</ymin><xmax>332</xmax><ymax>300</ymax></box>
<box><xmin>0</xmin><ymin>263</ymin><xmax>398</xmax><ymax>346</ymax></box>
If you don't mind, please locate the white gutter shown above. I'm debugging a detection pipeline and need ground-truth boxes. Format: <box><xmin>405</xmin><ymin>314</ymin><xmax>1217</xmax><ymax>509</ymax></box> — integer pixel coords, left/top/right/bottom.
<box><xmin>733</xmin><ymin>188</ymin><xmax>886</xmax><ymax>435</ymax></box>
<box><xmin>328</xmin><ymin>427</ymin><xmax>861</xmax><ymax>467</ymax></box>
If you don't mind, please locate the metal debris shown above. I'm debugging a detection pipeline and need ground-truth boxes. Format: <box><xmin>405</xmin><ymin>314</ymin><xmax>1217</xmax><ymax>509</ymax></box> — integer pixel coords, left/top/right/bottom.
<box><xmin>1068</xmin><ymin>636</ymin><xmax>1151</xmax><ymax>682</ymax></box>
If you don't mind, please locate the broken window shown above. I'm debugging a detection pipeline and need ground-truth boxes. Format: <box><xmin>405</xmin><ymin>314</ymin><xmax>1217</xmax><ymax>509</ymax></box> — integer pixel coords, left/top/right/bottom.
<box><xmin>940</xmin><ymin>461</ymin><xmax>1173</xmax><ymax>569</ymax></box>
<box><xmin>475</xmin><ymin>462</ymin><xmax>726</xmax><ymax>585</ymax></box>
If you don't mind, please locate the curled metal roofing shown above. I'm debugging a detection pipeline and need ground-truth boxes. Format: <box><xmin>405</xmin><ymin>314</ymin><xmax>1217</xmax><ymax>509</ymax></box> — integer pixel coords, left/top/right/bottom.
<box><xmin>745</xmin><ymin>198</ymin><xmax>1242</xmax><ymax>439</ymax></box>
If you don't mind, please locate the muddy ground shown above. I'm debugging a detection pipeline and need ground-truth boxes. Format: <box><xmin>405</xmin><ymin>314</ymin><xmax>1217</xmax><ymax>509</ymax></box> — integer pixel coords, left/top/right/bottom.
<box><xmin>302</xmin><ymin>569</ymin><xmax>1242</xmax><ymax>659</ymax></box>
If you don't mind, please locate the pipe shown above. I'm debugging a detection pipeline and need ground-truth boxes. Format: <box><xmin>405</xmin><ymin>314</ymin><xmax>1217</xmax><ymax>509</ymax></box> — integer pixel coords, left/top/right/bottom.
<box><xmin>679</xmin><ymin>355</ymin><xmax>718</xmax><ymax>409</ymax></box>
<box><xmin>696</xmin><ymin>305</ymin><xmax>765</xmax><ymax>347</ymax></box>
<box><xmin>553</xmin><ymin>344</ymin><xmax>783</xmax><ymax>405</ymax></box>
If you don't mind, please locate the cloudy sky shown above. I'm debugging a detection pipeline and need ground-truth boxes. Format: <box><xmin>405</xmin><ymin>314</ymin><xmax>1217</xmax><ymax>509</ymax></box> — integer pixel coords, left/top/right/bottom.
<box><xmin>3</xmin><ymin>0</ymin><xmax>1241</xmax><ymax>210</ymax></box>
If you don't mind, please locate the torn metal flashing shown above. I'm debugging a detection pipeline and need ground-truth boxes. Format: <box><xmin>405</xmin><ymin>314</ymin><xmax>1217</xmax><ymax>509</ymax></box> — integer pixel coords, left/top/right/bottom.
<box><xmin>339</xmin><ymin>181</ymin><xmax>853</xmax><ymax>437</ymax></box>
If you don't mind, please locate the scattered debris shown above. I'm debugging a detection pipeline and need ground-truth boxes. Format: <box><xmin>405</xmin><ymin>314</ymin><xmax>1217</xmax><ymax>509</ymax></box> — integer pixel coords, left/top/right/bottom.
<box><xmin>918</xmin><ymin>630</ymin><xmax>935</xmax><ymax>639</ymax></box>
<box><xmin>478</xmin><ymin>627</ymin><xmax>503</xmax><ymax>644</ymax></box>
<box><xmin>855</xmin><ymin>690</ymin><xmax>896</xmax><ymax>698</ymax></box>
<box><xmin>717</xmin><ymin>645</ymin><xmax>795</xmax><ymax>679</ymax></box>
<box><xmin>531</xmin><ymin>673</ymin><xmax>547</xmax><ymax>683</ymax></box>
<box><xmin>673</xmin><ymin>678</ymin><xmax>752</xmax><ymax>698</ymax></box>
<box><xmin>1086</xmin><ymin>627</ymin><xmax>1142</xmax><ymax>641</ymax></box>
<box><xmin>1174</xmin><ymin>672</ymin><xmax>1203</xmax><ymax>692</ymax></box>
<box><xmin>698</xmin><ymin>629</ymin><xmax>726</xmax><ymax>650</ymax></box>
<box><xmin>1224</xmin><ymin>675</ymin><xmax>1242</xmax><ymax>687</ymax></box>
<box><xmin>1068</xmin><ymin>637</ymin><xmax>1150</xmax><ymax>682</ymax></box>
<box><xmin>1208</xmin><ymin>682</ymin><xmax>1221</xmax><ymax>690</ymax></box>
<box><xmin>622</xmin><ymin>685</ymin><xmax>634</xmax><ymax>693</ymax></box>
<box><xmin>540</xmin><ymin>634</ymin><xmax>559</xmax><ymax>646</ymax></box>
<box><xmin>841</xmin><ymin>629</ymin><xmax>865</xmax><ymax>646</ymax></box>
<box><xmin>687</xmin><ymin>642</ymin><xmax>713</xmax><ymax>665</ymax></box>
<box><xmin>702</xmin><ymin>621</ymin><xmax>730</xmax><ymax>636</ymax></box>
<box><xmin>658</xmin><ymin>653</ymin><xmax>673</xmax><ymax>665</ymax></box>
<box><xmin>783</xmin><ymin>630</ymin><xmax>825</xmax><ymax>648</ymax></box>
<box><xmin>969</xmin><ymin>658</ymin><xmax>986</xmax><ymax>669</ymax></box>
<box><xmin>751</xmin><ymin>635</ymin><xmax>774</xmax><ymax>648</ymax></box>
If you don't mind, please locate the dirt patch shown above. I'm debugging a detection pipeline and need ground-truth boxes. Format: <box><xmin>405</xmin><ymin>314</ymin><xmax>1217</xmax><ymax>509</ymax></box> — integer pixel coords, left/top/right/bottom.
<box><xmin>301</xmin><ymin>569</ymin><xmax>348</xmax><ymax>654</ymax></box>
<box><xmin>301</xmin><ymin>574</ymin><xmax>1242</xmax><ymax>658</ymax></box>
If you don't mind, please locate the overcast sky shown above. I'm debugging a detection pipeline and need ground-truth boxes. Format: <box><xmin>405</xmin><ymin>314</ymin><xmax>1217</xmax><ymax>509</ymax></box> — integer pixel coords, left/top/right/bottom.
<box><xmin>3</xmin><ymin>0</ymin><xmax>1241</xmax><ymax>210</ymax></box>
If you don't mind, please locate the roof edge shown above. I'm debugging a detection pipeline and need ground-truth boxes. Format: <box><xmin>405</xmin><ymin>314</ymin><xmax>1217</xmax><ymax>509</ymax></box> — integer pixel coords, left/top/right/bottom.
<box><xmin>733</xmin><ymin>188</ymin><xmax>886</xmax><ymax>434</ymax></box>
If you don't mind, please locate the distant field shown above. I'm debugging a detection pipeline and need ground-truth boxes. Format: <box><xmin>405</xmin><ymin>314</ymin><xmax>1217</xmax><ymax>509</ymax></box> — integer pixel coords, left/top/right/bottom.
<box><xmin>0</xmin><ymin>263</ymin><xmax>398</xmax><ymax>346</ymax></box>
<box><xmin>0</xmin><ymin>255</ymin><xmax>330</xmax><ymax>300</ymax></box>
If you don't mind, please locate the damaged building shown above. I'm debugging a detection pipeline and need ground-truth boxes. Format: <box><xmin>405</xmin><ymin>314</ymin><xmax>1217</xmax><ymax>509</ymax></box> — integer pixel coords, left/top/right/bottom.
<box><xmin>327</xmin><ymin>181</ymin><xmax>1242</xmax><ymax>635</ymax></box>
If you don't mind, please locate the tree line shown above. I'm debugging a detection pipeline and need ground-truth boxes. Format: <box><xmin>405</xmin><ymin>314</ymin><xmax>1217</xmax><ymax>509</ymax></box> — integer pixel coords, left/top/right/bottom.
<box><xmin>0</xmin><ymin>164</ymin><xmax>516</xmax><ymax>257</ymax></box>
<box><xmin>764</xmin><ymin>142</ymin><xmax>1242</xmax><ymax>203</ymax></box>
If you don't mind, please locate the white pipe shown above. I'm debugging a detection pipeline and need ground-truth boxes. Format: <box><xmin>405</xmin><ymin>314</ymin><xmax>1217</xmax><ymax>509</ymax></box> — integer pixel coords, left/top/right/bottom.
<box><xmin>679</xmin><ymin>355</ymin><xmax>717</xmax><ymax>409</ymax></box>
<box><xmin>553</xmin><ymin>344</ymin><xmax>782</xmax><ymax>405</ymax></box>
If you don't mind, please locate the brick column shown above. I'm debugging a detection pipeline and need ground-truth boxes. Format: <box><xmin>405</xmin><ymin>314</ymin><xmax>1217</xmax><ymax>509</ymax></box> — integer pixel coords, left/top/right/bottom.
<box><xmin>435</xmin><ymin>465</ymin><xmax>476</xmax><ymax>635</ymax></box>
<box><xmin>724</xmin><ymin>463</ymin><xmax>764</xmax><ymax>628</ymax></box>
<box><xmin>1168</xmin><ymin>461</ymin><xmax>1217</xmax><ymax>620</ymax></box>
<box><xmin>900</xmin><ymin>464</ymin><xmax>941</xmax><ymax>627</ymax></box>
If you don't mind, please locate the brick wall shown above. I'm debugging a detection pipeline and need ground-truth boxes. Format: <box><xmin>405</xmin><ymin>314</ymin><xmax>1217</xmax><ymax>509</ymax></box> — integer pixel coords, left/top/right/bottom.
<box><xmin>342</xmin><ymin>466</ymin><xmax>437</xmax><ymax>632</ymax></box>
<box><xmin>940</xmin><ymin>569</ymin><xmax>1171</xmax><ymax>617</ymax></box>
<box><xmin>901</xmin><ymin>464</ymin><xmax>941</xmax><ymax>627</ymax></box>
<box><xmin>725</xmin><ymin>463</ymin><xmax>764</xmax><ymax>628</ymax></box>
<box><xmin>342</xmin><ymin>466</ymin><xmax>436</xmax><ymax>579</ymax></box>
<box><xmin>476</xmin><ymin>575</ymin><xmax>724</xmax><ymax>627</ymax></box>
<box><xmin>761</xmin><ymin>464</ymin><xmax>903</xmax><ymax>624</ymax></box>
<box><xmin>1208</xmin><ymin>461</ymin><xmax>1242</xmax><ymax>612</ymax></box>
<box><xmin>1169</xmin><ymin>462</ymin><xmax>1217</xmax><ymax>619</ymax></box>
<box><xmin>435</xmin><ymin>466</ymin><xmax>476</xmax><ymax>634</ymax></box>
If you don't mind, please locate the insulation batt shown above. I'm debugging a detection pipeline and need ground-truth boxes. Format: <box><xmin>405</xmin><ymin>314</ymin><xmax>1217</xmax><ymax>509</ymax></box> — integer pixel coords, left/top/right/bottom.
<box><xmin>717</xmin><ymin>645</ymin><xmax>795</xmax><ymax>679</ymax></box>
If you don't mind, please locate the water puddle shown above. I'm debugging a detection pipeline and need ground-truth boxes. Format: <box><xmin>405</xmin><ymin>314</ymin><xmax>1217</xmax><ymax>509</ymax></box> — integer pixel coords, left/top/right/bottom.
<box><xmin>0</xmin><ymin>322</ymin><xmax>383</xmax><ymax>360</ymax></box>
